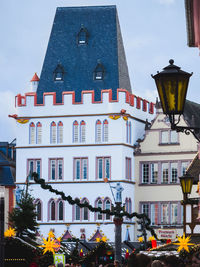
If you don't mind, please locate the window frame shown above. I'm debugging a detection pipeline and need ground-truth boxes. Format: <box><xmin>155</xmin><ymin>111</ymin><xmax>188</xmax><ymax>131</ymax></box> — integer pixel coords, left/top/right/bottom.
<box><xmin>36</xmin><ymin>122</ymin><xmax>42</xmax><ymax>144</ymax></box>
<box><xmin>50</xmin><ymin>121</ymin><xmax>57</xmax><ymax>144</ymax></box>
<box><xmin>29</xmin><ymin>122</ymin><xmax>35</xmax><ymax>144</ymax></box>
<box><xmin>74</xmin><ymin>157</ymin><xmax>88</xmax><ymax>180</ymax></box>
<box><xmin>73</xmin><ymin>121</ymin><xmax>79</xmax><ymax>143</ymax></box>
<box><xmin>125</xmin><ymin>157</ymin><xmax>132</xmax><ymax>180</ymax></box>
<box><xmin>80</xmin><ymin>120</ymin><xmax>86</xmax><ymax>143</ymax></box>
<box><xmin>96</xmin><ymin>157</ymin><xmax>111</xmax><ymax>180</ymax></box>
<box><xmin>35</xmin><ymin>199</ymin><xmax>42</xmax><ymax>221</ymax></box>
<box><xmin>140</xmin><ymin>161</ymin><xmax>189</xmax><ymax>185</ymax></box>
<box><xmin>140</xmin><ymin>201</ymin><xmax>182</xmax><ymax>226</ymax></box>
<box><xmin>57</xmin><ymin>121</ymin><xmax>63</xmax><ymax>144</ymax></box>
<box><xmin>49</xmin><ymin>158</ymin><xmax>64</xmax><ymax>181</ymax></box>
<box><xmin>27</xmin><ymin>159</ymin><xmax>41</xmax><ymax>181</ymax></box>
<box><xmin>53</xmin><ymin>64</ymin><xmax>65</xmax><ymax>81</ymax></box>
<box><xmin>96</xmin><ymin>120</ymin><xmax>102</xmax><ymax>143</ymax></box>
<box><xmin>160</xmin><ymin>130</ymin><xmax>179</xmax><ymax>145</ymax></box>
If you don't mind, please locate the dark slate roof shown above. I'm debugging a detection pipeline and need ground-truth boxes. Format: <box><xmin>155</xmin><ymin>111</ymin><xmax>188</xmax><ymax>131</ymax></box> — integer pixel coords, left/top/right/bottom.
<box><xmin>183</xmin><ymin>99</ymin><xmax>200</xmax><ymax>128</ymax></box>
<box><xmin>0</xmin><ymin>166</ymin><xmax>15</xmax><ymax>186</ymax></box>
<box><xmin>37</xmin><ymin>5</ymin><xmax>132</xmax><ymax>103</ymax></box>
<box><xmin>0</xmin><ymin>142</ymin><xmax>16</xmax><ymax>186</ymax></box>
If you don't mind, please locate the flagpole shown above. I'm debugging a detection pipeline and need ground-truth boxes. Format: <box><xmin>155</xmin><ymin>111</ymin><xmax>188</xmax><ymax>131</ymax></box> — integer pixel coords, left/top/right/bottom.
<box><xmin>108</xmin><ymin>180</ymin><xmax>116</xmax><ymax>203</ymax></box>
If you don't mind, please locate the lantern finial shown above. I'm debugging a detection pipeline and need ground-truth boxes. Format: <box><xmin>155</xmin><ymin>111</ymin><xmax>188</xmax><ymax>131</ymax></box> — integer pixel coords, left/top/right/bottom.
<box><xmin>169</xmin><ymin>59</ymin><xmax>174</xmax><ymax>65</ymax></box>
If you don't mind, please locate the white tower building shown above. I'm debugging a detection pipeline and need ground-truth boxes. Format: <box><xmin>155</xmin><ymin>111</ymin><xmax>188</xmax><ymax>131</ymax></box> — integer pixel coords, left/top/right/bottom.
<box><xmin>14</xmin><ymin>6</ymin><xmax>156</xmax><ymax>241</ymax></box>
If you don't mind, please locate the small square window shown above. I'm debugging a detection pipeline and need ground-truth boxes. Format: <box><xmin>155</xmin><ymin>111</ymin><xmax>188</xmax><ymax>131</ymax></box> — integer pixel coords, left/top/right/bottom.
<box><xmin>79</xmin><ymin>40</ymin><xmax>86</xmax><ymax>44</ymax></box>
<box><xmin>95</xmin><ymin>72</ymin><xmax>103</xmax><ymax>80</ymax></box>
<box><xmin>55</xmin><ymin>72</ymin><xmax>63</xmax><ymax>81</ymax></box>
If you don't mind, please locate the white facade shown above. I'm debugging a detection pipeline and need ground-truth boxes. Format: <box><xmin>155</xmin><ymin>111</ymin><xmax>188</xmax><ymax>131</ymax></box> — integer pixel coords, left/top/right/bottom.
<box><xmin>15</xmin><ymin>89</ymin><xmax>155</xmax><ymax>241</ymax></box>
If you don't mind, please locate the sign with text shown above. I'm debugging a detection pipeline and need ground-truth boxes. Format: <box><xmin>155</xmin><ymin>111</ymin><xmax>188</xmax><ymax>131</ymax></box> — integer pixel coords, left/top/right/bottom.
<box><xmin>53</xmin><ymin>254</ymin><xmax>65</xmax><ymax>266</ymax></box>
<box><xmin>156</xmin><ymin>229</ymin><xmax>177</xmax><ymax>240</ymax></box>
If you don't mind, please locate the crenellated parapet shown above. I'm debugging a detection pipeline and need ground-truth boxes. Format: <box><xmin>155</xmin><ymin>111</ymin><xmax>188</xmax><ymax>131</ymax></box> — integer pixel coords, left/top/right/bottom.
<box><xmin>15</xmin><ymin>89</ymin><xmax>155</xmax><ymax>119</ymax></box>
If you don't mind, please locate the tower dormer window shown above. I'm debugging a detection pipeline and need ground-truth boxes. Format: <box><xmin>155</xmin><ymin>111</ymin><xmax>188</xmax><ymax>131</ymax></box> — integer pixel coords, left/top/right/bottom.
<box><xmin>77</xmin><ymin>26</ymin><xmax>89</xmax><ymax>45</ymax></box>
<box><xmin>94</xmin><ymin>63</ymin><xmax>105</xmax><ymax>80</ymax></box>
<box><xmin>54</xmin><ymin>64</ymin><xmax>65</xmax><ymax>81</ymax></box>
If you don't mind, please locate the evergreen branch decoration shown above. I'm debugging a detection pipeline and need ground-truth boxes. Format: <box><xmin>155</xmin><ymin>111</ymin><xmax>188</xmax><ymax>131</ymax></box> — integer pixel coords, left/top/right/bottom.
<box><xmin>32</xmin><ymin>173</ymin><xmax>159</xmax><ymax>240</ymax></box>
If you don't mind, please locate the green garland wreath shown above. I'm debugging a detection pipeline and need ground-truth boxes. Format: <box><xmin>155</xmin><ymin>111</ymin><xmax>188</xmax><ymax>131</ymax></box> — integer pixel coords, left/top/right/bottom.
<box><xmin>32</xmin><ymin>173</ymin><xmax>159</xmax><ymax>240</ymax></box>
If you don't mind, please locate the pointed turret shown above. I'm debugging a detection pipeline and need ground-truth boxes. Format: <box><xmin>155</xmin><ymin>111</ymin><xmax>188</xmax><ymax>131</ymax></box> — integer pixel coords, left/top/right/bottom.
<box><xmin>30</xmin><ymin>73</ymin><xmax>40</xmax><ymax>92</ymax></box>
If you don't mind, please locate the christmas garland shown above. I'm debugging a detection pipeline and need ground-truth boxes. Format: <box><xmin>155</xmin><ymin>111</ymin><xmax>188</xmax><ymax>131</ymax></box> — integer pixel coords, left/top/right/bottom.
<box><xmin>32</xmin><ymin>173</ymin><xmax>158</xmax><ymax>239</ymax></box>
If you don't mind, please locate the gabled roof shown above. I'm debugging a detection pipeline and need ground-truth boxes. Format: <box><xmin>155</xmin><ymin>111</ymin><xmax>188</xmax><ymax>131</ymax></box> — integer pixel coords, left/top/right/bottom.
<box><xmin>37</xmin><ymin>5</ymin><xmax>131</xmax><ymax>103</ymax></box>
<box><xmin>183</xmin><ymin>100</ymin><xmax>200</xmax><ymax>128</ymax></box>
<box><xmin>0</xmin><ymin>166</ymin><xmax>15</xmax><ymax>186</ymax></box>
<box><xmin>62</xmin><ymin>229</ymin><xmax>73</xmax><ymax>241</ymax></box>
<box><xmin>89</xmin><ymin>229</ymin><xmax>103</xmax><ymax>241</ymax></box>
<box><xmin>30</xmin><ymin>73</ymin><xmax>40</xmax><ymax>82</ymax></box>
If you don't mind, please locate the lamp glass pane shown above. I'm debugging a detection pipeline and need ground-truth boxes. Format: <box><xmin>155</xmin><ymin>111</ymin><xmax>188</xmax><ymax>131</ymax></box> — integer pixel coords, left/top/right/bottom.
<box><xmin>180</xmin><ymin>176</ymin><xmax>193</xmax><ymax>194</ymax></box>
<box><xmin>177</xmin><ymin>77</ymin><xmax>188</xmax><ymax>113</ymax></box>
<box><xmin>155</xmin><ymin>75</ymin><xmax>189</xmax><ymax>115</ymax></box>
<box><xmin>155</xmin><ymin>80</ymin><xmax>167</xmax><ymax>114</ymax></box>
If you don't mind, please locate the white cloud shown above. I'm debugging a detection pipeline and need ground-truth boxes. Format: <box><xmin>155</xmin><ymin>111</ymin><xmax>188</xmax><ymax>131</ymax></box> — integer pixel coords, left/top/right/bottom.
<box><xmin>0</xmin><ymin>90</ymin><xmax>17</xmax><ymax>142</ymax></box>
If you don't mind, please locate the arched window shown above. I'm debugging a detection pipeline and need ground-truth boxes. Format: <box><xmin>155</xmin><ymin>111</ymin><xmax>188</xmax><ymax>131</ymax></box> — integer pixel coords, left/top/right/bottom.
<box><xmin>129</xmin><ymin>122</ymin><xmax>131</xmax><ymax>144</ymax></box>
<box><xmin>36</xmin><ymin>122</ymin><xmax>42</xmax><ymax>144</ymax></box>
<box><xmin>105</xmin><ymin>199</ymin><xmax>111</xmax><ymax>220</ymax></box>
<box><xmin>49</xmin><ymin>200</ymin><xmax>56</xmax><ymax>221</ymax></box>
<box><xmin>35</xmin><ymin>199</ymin><xmax>42</xmax><ymax>221</ymax></box>
<box><xmin>94</xmin><ymin>63</ymin><xmax>105</xmax><ymax>80</ymax></box>
<box><xmin>58</xmin><ymin>200</ymin><xmax>64</xmax><ymax>221</ymax></box>
<box><xmin>53</xmin><ymin>64</ymin><xmax>65</xmax><ymax>81</ymax></box>
<box><xmin>73</xmin><ymin>121</ymin><xmax>79</xmax><ymax>143</ymax></box>
<box><xmin>57</xmin><ymin>121</ymin><xmax>63</xmax><ymax>143</ymax></box>
<box><xmin>103</xmin><ymin>120</ymin><xmax>108</xmax><ymax>142</ymax></box>
<box><xmin>74</xmin><ymin>199</ymin><xmax>80</xmax><ymax>221</ymax></box>
<box><xmin>96</xmin><ymin>199</ymin><xmax>103</xmax><ymax>220</ymax></box>
<box><xmin>96</xmin><ymin>120</ymin><xmax>102</xmax><ymax>142</ymax></box>
<box><xmin>125</xmin><ymin>198</ymin><xmax>132</xmax><ymax>221</ymax></box>
<box><xmin>50</xmin><ymin>121</ymin><xmax>56</xmax><ymax>144</ymax></box>
<box><xmin>29</xmin><ymin>122</ymin><xmax>35</xmax><ymax>144</ymax></box>
<box><xmin>128</xmin><ymin>198</ymin><xmax>132</xmax><ymax>214</ymax></box>
<box><xmin>126</xmin><ymin>121</ymin><xmax>131</xmax><ymax>144</ymax></box>
<box><xmin>80</xmin><ymin>121</ymin><xmax>86</xmax><ymax>143</ymax></box>
<box><xmin>82</xmin><ymin>199</ymin><xmax>89</xmax><ymax>221</ymax></box>
<box><xmin>77</xmin><ymin>26</ymin><xmax>89</xmax><ymax>44</ymax></box>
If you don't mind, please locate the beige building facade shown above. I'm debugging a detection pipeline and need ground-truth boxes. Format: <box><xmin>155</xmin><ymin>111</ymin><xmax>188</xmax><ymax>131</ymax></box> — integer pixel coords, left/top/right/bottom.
<box><xmin>134</xmin><ymin>102</ymin><xmax>199</xmax><ymax>240</ymax></box>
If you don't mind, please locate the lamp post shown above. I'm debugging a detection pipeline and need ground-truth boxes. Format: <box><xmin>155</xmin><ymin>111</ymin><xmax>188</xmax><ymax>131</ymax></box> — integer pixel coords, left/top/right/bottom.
<box><xmin>151</xmin><ymin>59</ymin><xmax>200</xmax><ymax>141</ymax></box>
<box><xmin>179</xmin><ymin>174</ymin><xmax>194</xmax><ymax>234</ymax></box>
<box><xmin>0</xmin><ymin>189</ymin><xmax>5</xmax><ymax>267</ymax></box>
<box><xmin>152</xmin><ymin>60</ymin><xmax>197</xmax><ymax>235</ymax></box>
<box><xmin>113</xmin><ymin>202</ymin><xmax>123</xmax><ymax>263</ymax></box>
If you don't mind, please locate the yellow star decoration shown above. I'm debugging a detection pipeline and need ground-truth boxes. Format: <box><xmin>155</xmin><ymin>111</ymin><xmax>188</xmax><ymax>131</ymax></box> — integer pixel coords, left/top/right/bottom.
<box><xmin>4</xmin><ymin>227</ymin><xmax>16</xmax><ymax>237</ymax></box>
<box><xmin>57</xmin><ymin>237</ymin><xmax>62</xmax><ymax>242</ymax></box>
<box><xmin>148</xmin><ymin>236</ymin><xmax>155</xmax><ymax>241</ymax></box>
<box><xmin>173</xmin><ymin>233</ymin><xmax>194</xmax><ymax>253</ymax></box>
<box><xmin>48</xmin><ymin>231</ymin><xmax>55</xmax><ymax>239</ymax></box>
<box><xmin>96</xmin><ymin>236</ymin><xmax>108</xmax><ymax>242</ymax></box>
<box><xmin>101</xmin><ymin>236</ymin><xmax>108</xmax><ymax>242</ymax></box>
<box><xmin>138</xmin><ymin>237</ymin><xmax>144</xmax><ymax>243</ymax></box>
<box><xmin>39</xmin><ymin>236</ymin><xmax>60</xmax><ymax>254</ymax></box>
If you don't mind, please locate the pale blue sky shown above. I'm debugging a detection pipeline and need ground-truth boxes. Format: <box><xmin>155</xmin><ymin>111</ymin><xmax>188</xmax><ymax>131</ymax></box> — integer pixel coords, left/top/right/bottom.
<box><xmin>0</xmin><ymin>0</ymin><xmax>199</xmax><ymax>141</ymax></box>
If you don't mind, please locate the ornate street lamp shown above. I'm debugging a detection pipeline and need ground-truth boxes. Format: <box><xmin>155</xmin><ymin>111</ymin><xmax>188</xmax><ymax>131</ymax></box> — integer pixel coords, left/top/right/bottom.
<box><xmin>179</xmin><ymin>174</ymin><xmax>194</xmax><ymax>201</ymax></box>
<box><xmin>179</xmin><ymin>174</ymin><xmax>194</xmax><ymax>234</ymax></box>
<box><xmin>151</xmin><ymin>59</ymin><xmax>200</xmax><ymax>141</ymax></box>
<box><xmin>152</xmin><ymin>60</ymin><xmax>197</xmax><ymax>235</ymax></box>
